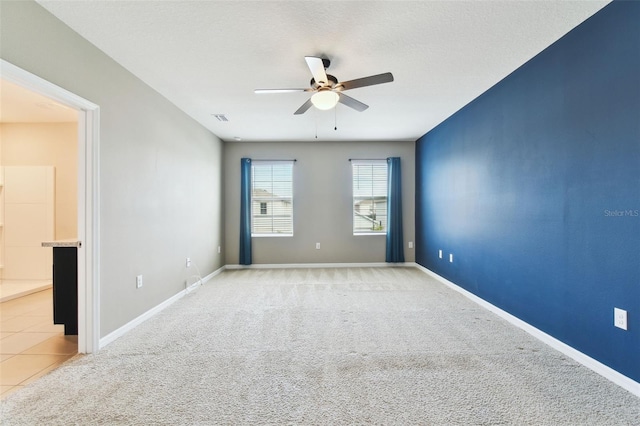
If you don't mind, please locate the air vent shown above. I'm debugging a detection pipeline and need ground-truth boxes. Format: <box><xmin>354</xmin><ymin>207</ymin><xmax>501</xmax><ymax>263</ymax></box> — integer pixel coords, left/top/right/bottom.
<box><xmin>212</xmin><ymin>114</ymin><xmax>228</xmax><ymax>122</ymax></box>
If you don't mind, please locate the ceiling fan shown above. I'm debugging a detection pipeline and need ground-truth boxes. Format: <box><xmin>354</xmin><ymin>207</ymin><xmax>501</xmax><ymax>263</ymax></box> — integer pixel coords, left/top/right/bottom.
<box><xmin>255</xmin><ymin>56</ymin><xmax>394</xmax><ymax>115</ymax></box>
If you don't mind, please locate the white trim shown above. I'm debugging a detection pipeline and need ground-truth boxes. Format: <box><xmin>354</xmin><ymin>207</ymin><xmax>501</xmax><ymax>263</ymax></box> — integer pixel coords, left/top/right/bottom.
<box><xmin>76</xmin><ymin>112</ymin><xmax>88</xmax><ymax>351</ymax></box>
<box><xmin>414</xmin><ymin>264</ymin><xmax>640</xmax><ymax>398</ymax></box>
<box><xmin>82</xmin><ymin>108</ymin><xmax>101</xmax><ymax>353</ymax></box>
<box><xmin>1</xmin><ymin>61</ymin><xmax>99</xmax><ymax>111</ymax></box>
<box><xmin>99</xmin><ymin>266</ymin><xmax>225</xmax><ymax>349</ymax></box>
<box><xmin>225</xmin><ymin>262</ymin><xmax>416</xmax><ymax>270</ymax></box>
<box><xmin>1</xmin><ymin>60</ymin><xmax>100</xmax><ymax>354</ymax></box>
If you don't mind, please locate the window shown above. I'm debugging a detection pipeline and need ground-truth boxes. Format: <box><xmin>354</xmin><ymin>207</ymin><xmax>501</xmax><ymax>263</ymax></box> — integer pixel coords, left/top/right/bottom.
<box><xmin>352</xmin><ymin>160</ymin><xmax>387</xmax><ymax>234</ymax></box>
<box><xmin>251</xmin><ymin>162</ymin><xmax>293</xmax><ymax>236</ymax></box>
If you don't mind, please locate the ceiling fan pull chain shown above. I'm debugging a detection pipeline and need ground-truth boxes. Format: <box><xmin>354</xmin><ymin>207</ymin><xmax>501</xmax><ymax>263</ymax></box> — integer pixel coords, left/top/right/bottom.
<box><xmin>334</xmin><ymin>106</ymin><xmax>338</xmax><ymax>131</ymax></box>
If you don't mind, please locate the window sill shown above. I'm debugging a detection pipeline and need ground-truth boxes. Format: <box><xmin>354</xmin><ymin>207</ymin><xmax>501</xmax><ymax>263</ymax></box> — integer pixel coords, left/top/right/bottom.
<box><xmin>353</xmin><ymin>232</ymin><xmax>386</xmax><ymax>236</ymax></box>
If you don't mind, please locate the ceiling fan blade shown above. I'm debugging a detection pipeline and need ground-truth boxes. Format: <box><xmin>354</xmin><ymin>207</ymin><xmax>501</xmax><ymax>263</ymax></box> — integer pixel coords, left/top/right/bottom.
<box><xmin>305</xmin><ymin>56</ymin><xmax>329</xmax><ymax>86</ymax></box>
<box><xmin>294</xmin><ymin>98</ymin><xmax>314</xmax><ymax>115</ymax></box>
<box><xmin>338</xmin><ymin>72</ymin><xmax>394</xmax><ymax>91</ymax></box>
<box><xmin>254</xmin><ymin>88</ymin><xmax>311</xmax><ymax>94</ymax></box>
<box><xmin>338</xmin><ymin>93</ymin><xmax>369</xmax><ymax>112</ymax></box>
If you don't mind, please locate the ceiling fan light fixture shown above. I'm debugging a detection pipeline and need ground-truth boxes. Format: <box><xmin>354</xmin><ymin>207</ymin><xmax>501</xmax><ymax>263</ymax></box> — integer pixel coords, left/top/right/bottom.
<box><xmin>311</xmin><ymin>90</ymin><xmax>339</xmax><ymax>110</ymax></box>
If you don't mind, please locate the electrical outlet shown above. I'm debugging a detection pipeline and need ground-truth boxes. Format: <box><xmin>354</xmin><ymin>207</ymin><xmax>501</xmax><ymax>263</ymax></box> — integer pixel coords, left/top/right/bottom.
<box><xmin>217</xmin><ymin>246</ymin><xmax>221</xmax><ymax>254</ymax></box>
<box><xmin>316</xmin><ymin>242</ymin><xmax>321</xmax><ymax>250</ymax></box>
<box><xmin>614</xmin><ymin>308</ymin><xmax>628</xmax><ymax>330</ymax></box>
<box><xmin>186</xmin><ymin>258</ymin><xmax>191</xmax><ymax>268</ymax></box>
<box><xmin>408</xmin><ymin>241</ymin><xmax>414</xmax><ymax>249</ymax></box>
<box><xmin>439</xmin><ymin>250</ymin><xmax>443</xmax><ymax>259</ymax></box>
<box><xmin>449</xmin><ymin>253</ymin><xmax>454</xmax><ymax>263</ymax></box>
<box><xmin>136</xmin><ymin>275</ymin><xmax>143</xmax><ymax>289</ymax></box>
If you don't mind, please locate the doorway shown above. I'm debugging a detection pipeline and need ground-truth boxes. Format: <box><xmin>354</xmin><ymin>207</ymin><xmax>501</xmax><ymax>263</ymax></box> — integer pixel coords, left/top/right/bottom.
<box><xmin>1</xmin><ymin>59</ymin><xmax>100</xmax><ymax>355</ymax></box>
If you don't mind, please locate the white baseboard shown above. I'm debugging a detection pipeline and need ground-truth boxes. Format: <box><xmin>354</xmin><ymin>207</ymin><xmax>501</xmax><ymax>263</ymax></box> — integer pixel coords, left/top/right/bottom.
<box><xmin>225</xmin><ymin>262</ymin><xmax>416</xmax><ymax>269</ymax></box>
<box><xmin>414</xmin><ymin>264</ymin><xmax>640</xmax><ymax>398</ymax></box>
<box><xmin>99</xmin><ymin>266</ymin><xmax>225</xmax><ymax>349</ymax></box>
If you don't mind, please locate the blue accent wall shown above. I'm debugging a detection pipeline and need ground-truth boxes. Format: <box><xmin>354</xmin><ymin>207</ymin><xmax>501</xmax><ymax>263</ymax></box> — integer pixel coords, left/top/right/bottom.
<box><xmin>415</xmin><ymin>0</ymin><xmax>639</xmax><ymax>382</ymax></box>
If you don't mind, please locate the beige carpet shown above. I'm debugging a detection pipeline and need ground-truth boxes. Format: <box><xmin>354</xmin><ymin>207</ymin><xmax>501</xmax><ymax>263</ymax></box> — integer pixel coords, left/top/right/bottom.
<box><xmin>1</xmin><ymin>267</ymin><xmax>639</xmax><ymax>425</ymax></box>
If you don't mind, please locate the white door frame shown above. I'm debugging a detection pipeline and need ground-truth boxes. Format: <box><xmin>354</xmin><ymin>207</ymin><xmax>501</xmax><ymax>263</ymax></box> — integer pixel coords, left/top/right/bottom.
<box><xmin>1</xmin><ymin>59</ymin><xmax>100</xmax><ymax>353</ymax></box>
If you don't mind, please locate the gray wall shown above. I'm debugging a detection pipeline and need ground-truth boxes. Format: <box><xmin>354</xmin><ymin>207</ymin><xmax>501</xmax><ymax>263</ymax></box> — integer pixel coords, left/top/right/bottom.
<box><xmin>224</xmin><ymin>141</ymin><xmax>415</xmax><ymax>265</ymax></box>
<box><xmin>1</xmin><ymin>1</ymin><xmax>224</xmax><ymax>336</ymax></box>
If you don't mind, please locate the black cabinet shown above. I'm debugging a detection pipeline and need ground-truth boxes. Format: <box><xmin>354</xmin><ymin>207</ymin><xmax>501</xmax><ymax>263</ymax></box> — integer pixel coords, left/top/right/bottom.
<box><xmin>52</xmin><ymin>247</ymin><xmax>78</xmax><ymax>335</ymax></box>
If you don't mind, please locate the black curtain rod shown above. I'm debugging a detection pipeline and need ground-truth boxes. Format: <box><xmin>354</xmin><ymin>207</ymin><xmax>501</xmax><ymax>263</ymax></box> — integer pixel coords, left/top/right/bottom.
<box><xmin>349</xmin><ymin>158</ymin><xmax>387</xmax><ymax>161</ymax></box>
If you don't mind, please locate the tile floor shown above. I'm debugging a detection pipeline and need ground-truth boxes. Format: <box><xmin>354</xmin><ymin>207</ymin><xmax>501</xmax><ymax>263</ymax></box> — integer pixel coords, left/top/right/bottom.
<box><xmin>0</xmin><ymin>289</ymin><xmax>78</xmax><ymax>399</ymax></box>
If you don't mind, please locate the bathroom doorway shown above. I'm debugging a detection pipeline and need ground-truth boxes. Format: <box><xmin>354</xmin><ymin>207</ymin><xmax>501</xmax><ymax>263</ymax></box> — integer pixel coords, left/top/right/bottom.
<box><xmin>0</xmin><ymin>80</ymin><xmax>78</xmax><ymax>299</ymax></box>
<box><xmin>0</xmin><ymin>78</ymin><xmax>79</xmax><ymax>398</ymax></box>
<box><xmin>1</xmin><ymin>60</ymin><xmax>100</xmax><ymax>355</ymax></box>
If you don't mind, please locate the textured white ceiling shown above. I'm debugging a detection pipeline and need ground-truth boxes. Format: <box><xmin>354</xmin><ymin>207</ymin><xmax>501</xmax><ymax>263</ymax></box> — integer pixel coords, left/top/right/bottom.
<box><xmin>36</xmin><ymin>0</ymin><xmax>610</xmax><ymax>142</ymax></box>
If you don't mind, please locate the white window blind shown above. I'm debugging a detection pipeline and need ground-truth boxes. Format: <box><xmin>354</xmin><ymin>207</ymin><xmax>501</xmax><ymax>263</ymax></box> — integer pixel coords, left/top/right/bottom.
<box><xmin>352</xmin><ymin>160</ymin><xmax>387</xmax><ymax>234</ymax></box>
<box><xmin>251</xmin><ymin>161</ymin><xmax>293</xmax><ymax>236</ymax></box>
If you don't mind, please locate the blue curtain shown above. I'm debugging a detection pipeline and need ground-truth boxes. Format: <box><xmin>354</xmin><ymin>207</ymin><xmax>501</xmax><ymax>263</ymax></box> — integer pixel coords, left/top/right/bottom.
<box><xmin>239</xmin><ymin>158</ymin><xmax>252</xmax><ymax>265</ymax></box>
<box><xmin>386</xmin><ymin>157</ymin><xmax>405</xmax><ymax>263</ymax></box>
